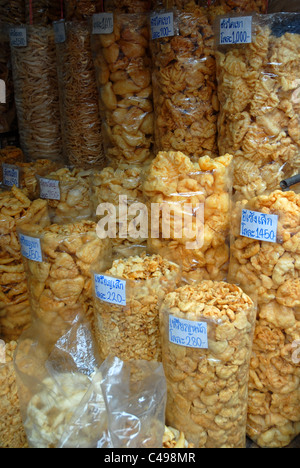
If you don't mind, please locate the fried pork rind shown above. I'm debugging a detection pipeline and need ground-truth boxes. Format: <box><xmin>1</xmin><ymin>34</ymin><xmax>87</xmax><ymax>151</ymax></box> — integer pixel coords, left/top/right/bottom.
<box><xmin>143</xmin><ymin>151</ymin><xmax>233</xmax><ymax>284</ymax></box>
<box><xmin>20</xmin><ymin>220</ymin><xmax>110</xmax><ymax>344</ymax></box>
<box><xmin>163</xmin><ymin>425</ymin><xmax>194</xmax><ymax>448</ymax></box>
<box><xmin>160</xmin><ymin>280</ymin><xmax>255</xmax><ymax>448</ymax></box>
<box><xmin>56</xmin><ymin>21</ymin><xmax>105</xmax><ymax>169</ymax></box>
<box><xmin>38</xmin><ymin>167</ymin><xmax>94</xmax><ymax>224</ymax></box>
<box><xmin>150</xmin><ymin>4</ymin><xmax>219</xmax><ymax>162</ymax></box>
<box><xmin>92</xmin><ymin>163</ymin><xmax>148</xmax><ymax>252</ymax></box>
<box><xmin>91</xmin><ymin>12</ymin><xmax>154</xmax><ymax>166</ymax></box>
<box><xmin>10</xmin><ymin>25</ymin><xmax>63</xmax><ymax>163</ymax></box>
<box><xmin>0</xmin><ymin>341</ymin><xmax>28</xmax><ymax>448</ymax></box>
<box><xmin>229</xmin><ymin>190</ymin><xmax>300</xmax><ymax>448</ymax></box>
<box><xmin>0</xmin><ymin>187</ymin><xmax>50</xmax><ymax>341</ymax></box>
<box><xmin>93</xmin><ymin>253</ymin><xmax>181</xmax><ymax>362</ymax></box>
<box><xmin>216</xmin><ymin>14</ymin><xmax>300</xmax><ymax>201</ymax></box>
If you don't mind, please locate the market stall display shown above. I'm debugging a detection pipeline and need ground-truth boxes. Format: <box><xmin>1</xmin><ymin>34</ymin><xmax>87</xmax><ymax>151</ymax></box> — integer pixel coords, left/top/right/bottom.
<box><xmin>215</xmin><ymin>13</ymin><xmax>300</xmax><ymax>201</ymax></box>
<box><xmin>56</xmin><ymin>21</ymin><xmax>105</xmax><ymax>169</ymax></box>
<box><xmin>64</xmin><ymin>0</ymin><xmax>103</xmax><ymax>20</ymax></box>
<box><xmin>150</xmin><ymin>3</ymin><xmax>219</xmax><ymax>161</ymax></box>
<box><xmin>93</xmin><ymin>253</ymin><xmax>181</xmax><ymax>361</ymax></box>
<box><xmin>91</xmin><ymin>12</ymin><xmax>154</xmax><ymax>166</ymax></box>
<box><xmin>10</xmin><ymin>25</ymin><xmax>63</xmax><ymax>163</ymax></box>
<box><xmin>160</xmin><ymin>280</ymin><xmax>256</xmax><ymax>448</ymax></box>
<box><xmin>25</xmin><ymin>0</ymin><xmax>62</xmax><ymax>25</ymax></box>
<box><xmin>0</xmin><ymin>186</ymin><xmax>50</xmax><ymax>341</ymax></box>
<box><xmin>143</xmin><ymin>151</ymin><xmax>233</xmax><ymax>284</ymax></box>
<box><xmin>229</xmin><ymin>189</ymin><xmax>300</xmax><ymax>448</ymax></box>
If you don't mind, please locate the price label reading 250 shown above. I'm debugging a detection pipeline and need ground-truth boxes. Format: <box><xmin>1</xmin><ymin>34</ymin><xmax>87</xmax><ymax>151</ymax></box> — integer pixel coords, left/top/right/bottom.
<box><xmin>94</xmin><ymin>274</ymin><xmax>126</xmax><ymax>306</ymax></box>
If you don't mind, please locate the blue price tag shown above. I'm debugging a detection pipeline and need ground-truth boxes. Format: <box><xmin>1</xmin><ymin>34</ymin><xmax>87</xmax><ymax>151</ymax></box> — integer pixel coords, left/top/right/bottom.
<box><xmin>240</xmin><ymin>209</ymin><xmax>278</xmax><ymax>243</ymax></box>
<box><xmin>19</xmin><ymin>233</ymin><xmax>43</xmax><ymax>263</ymax></box>
<box><xmin>94</xmin><ymin>274</ymin><xmax>126</xmax><ymax>306</ymax></box>
<box><xmin>169</xmin><ymin>315</ymin><xmax>208</xmax><ymax>349</ymax></box>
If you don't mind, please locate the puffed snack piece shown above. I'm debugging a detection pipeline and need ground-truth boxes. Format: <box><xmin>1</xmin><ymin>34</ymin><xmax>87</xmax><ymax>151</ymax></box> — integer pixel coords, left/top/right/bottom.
<box><xmin>229</xmin><ymin>190</ymin><xmax>300</xmax><ymax>447</ymax></box>
<box><xmin>93</xmin><ymin>253</ymin><xmax>181</xmax><ymax>362</ymax></box>
<box><xmin>160</xmin><ymin>280</ymin><xmax>256</xmax><ymax>448</ymax></box>
<box><xmin>163</xmin><ymin>425</ymin><xmax>194</xmax><ymax>448</ymax></box>
<box><xmin>143</xmin><ymin>150</ymin><xmax>233</xmax><ymax>284</ymax></box>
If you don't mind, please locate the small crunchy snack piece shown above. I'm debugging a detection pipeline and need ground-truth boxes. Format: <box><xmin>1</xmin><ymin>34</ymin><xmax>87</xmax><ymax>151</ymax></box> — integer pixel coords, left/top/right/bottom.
<box><xmin>91</xmin><ymin>12</ymin><xmax>154</xmax><ymax>165</ymax></box>
<box><xmin>160</xmin><ymin>280</ymin><xmax>256</xmax><ymax>448</ymax></box>
<box><xmin>163</xmin><ymin>426</ymin><xmax>194</xmax><ymax>448</ymax></box>
<box><xmin>0</xmin><ymin>187</ymin><xmax>50</xmax><ymax>341</ymax></box>
<box><xmin>151</xmin><ymin>3</ymin><xmax>219</xmax><ymax>161</ymax></box>
<box><xmin>229</xmin><ymin>190</ymin><xmax>300</xmax><ymax>448</ymax></box>
<box><xmin>21</xmin><ymin>220</ymin><xmax>109</xmax><ymax>343</ymax></box>
<box><xmin>143</xmin><ymin>151</ymin><xmax>232</xmax><ymax>284</ymax></box>
<box><xmin>216</xmin><ymin>15</ymin><xmax>300</xmax><ymax>200</ymax></box>
<box><xmin>0</xmin><ymin>341</ymin><xmax>28</xmax><ymax>448</ymax></box>
<box><xmin>93</xmin><ymin>253</ymin><xmax>181</xmax><ymax>362</ymax></box>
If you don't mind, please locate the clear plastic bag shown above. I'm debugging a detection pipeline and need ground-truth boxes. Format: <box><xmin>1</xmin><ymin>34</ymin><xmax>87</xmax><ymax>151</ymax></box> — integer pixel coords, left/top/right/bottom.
<box><xmin>64</xmin><ymin>0</ymin><xmax>103</xmax><ymax>20</ymax></box>
<box><xmin>56</xmin><ymin>21</ymin><xmax>105</xmax><ymax>169</ymax></box>
<box><xmin>91</xmin><ymin>12</ymin><xmax>154</xmax><ymax>166</ymax></box>
<box><xmin>160</xmin><ymin>280</ymin><xmax>256</xmax><ymax>448</ymax></box>
<box><xmin>92</xmin><ymin>252</ymin><xmax>181</xmax><ymax>362</ymax></box>
<box><xmin>215</xmin><ymin>13</ymin><xmax>300</xmax><ymax>201</ymax></box>
<box><xmin>0</xmin><ymin>187</ymin><xmax>50</xmax><ymax>342</ymax></box>
<box><xmin>10</xmin><ymin>25</ymin><xmax>63</xmax><ymax>163</ymax></box>
<box><xmin>150</xmin><ymin>4</ymin><xmax>219</xmax><ymax>161</ymax></box>
<box><xmin>0</xmin><ymin>24</ymin><xmax>17</xmax><ymax>135</ymax></box>
<box><xmin>25</xmin><ymin>0</ymin><xmax>62</xmax><ymax>25</ymax></box>
<box><xmin>0</xmin><ymin>0</ymin><xmax>25</xmax><ymax>24</ymax></box>
<box><xmin>14</xmin><ymin>315</ymin><xmax>167</xmax><ymax>448</ymax></box>
<box><xmin>202</xmin><ymin>0</ymin><xmax>268</xmax><ymax>23</ymax></box>
<box><xmin>143</xmin><ymin>151</ymin><xmax>233</xmax><ymax>284</ymax></box>
<box><xmin>268</xmin><ymin>0</ymin><xmax>300</xmax><ymax>12</ymax></box>
<box><xmin>19</xmin><ymin>220</ymin><xmax>110</xmax><ymax>346</ymax></box>
<box><xmin>228</xmin><ymin>188</ymin><xmax>300</xmax><ymax>448</ymax></box>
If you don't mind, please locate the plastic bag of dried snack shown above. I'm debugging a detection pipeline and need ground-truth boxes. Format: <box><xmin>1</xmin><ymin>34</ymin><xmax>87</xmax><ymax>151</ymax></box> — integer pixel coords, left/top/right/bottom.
<box><xmin>0</xmin><ymin>186</ymin><xmax>50</xmax><ymax>341</ymax></box>
<box><xmin>0</xmin><ymin>0</ymin><xmax>25</xmax><ymax>24</ymax></box>
<box><xmin>18</xmin><ymin>220</ymin><xmax>110</xmax><ymax>345</ymax></box>
<box><xmin>36</xmin><ymin>167</ymin><xmax>94</xmax><ymax>223</ymax></box>
<box><xmin>10</xmin><ymin>25</ymin><xmax>63</xmax><ymax>163</ymax></box>
<box><xmin>64</xmin><ymin>0</ymin><xmax>103</xmax><ymax>20</ymax></box>
<box><xmin>150</xmin><ymin>3</ymin><xmax>219</xmax><ymax>161</ymax></box>
<box><xmin>25</xmin><ymin>0</ymin><xmax>62</xmax><ymax>25</ymax></box>
<box><xmin>201</xmin><ymin>0</ymin><xmax>268</xmax><ymax>24</ymax></box>
<box><xmin>215</xmin><ymin>13</ymin><xmax>300</xmax><ymax>201</ymax></box>
<box><xmin>91</xmin><ymin>12</ymin><xmax>154</xmax><ymax>166</ymax></box>
<box><xmin>143</xmin><ymin>151</ymin><xmax>233</xmax><ymax>284</ymax></box>
<box><xmin>56</xmin><ymin>21</ymin><xmax>105</xmax><ymax>169</ymax></box>
<box><xmin>0</xmin><ymin>340</ymin><xmax>28</xmax><ymax>448</ymax></box>
<box><xmin>92</xmin><ymin>253</ymin><xmax>181</xmax><ymax>362</ymax></box>
<box><xmin>228</xmin><ymin>189</ymin><xmax>300</xmax><ymax>447</ymax></box>
<box><xmin>160</xmin><ymin>280</ymin><xmax>256</xmax><ymax>448</ymax></box>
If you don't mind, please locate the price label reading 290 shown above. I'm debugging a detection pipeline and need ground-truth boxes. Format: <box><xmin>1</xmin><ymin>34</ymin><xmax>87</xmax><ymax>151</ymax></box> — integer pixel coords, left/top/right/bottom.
<box><xmin>94</xmin><ymin>274</ymin><xmax>126</xmax><ymax>306</ymax></box>
<box><xmin>169</xmin><ymin>315</ymin><xmax>208</xmax><ymax>349</ymax></box>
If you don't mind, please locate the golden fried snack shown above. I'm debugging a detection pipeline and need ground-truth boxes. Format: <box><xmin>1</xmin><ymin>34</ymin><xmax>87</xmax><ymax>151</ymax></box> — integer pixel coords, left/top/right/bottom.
<box><xmin>21</xmin><ymin>220</ymin><xmax>110</xmax><ymax>344</ymax></box>
<box><xmin>143</xmin><ymin>151</ymin><xmax>232</xmax><ymax>284</ymax></box>
<box><xmin>24</xmin><ymin>371</ymin><xmax>105</xmax><ymax>448</ymax></box>
<box><xmin>0</xmin><ymin>187</ymin><xmax>50</xmax><ymax>341</ymax></box>
<box><xmin>216</xmin><ymin>16</ymin><xmax>300</xmax><ymax>201</ymax></box>
<box><xmin>163</xmin><ymin>426</ymin><xmax>194</xmax><ymax>448</ymax></box>
<box><xmin>56</xmin><ymin>21</ymin><xmax>105</xmax><ymax>169</ymax></box>
<box><xmin>10</xmin><ymin>26</ymin><xmax>63</xmax><ymax>163</ymax></box>
<box><xmin>93</xmin><ymin>253</ymin><xmax>181</xmax><ymax>362</ymax></box>
<box><xmin>150</xmin><ymin>3</ymin><xmax>219</xmax><ymax>162</ymax></box>
<box><xmin>39</xmin><ymin>167</ymin><xmax>94</xmax><ymax>224</ymax></box>
<box><xmin>91</xmin><ymin>12</ymin><xmax>154</xmax><ymax>165</ymax></box>
<box><xmin>204</xmin><ymin>0</ymin><xmax>268</xmax><ymax>23</ymax></box>
<box><xmin>0</xmin><ymin>341</ymin><xmax>28</xmax><ymax>448</ymax></box>
<box><xmin>229</xmin><ymin>190</ymin><xmax>300</xmax><ymax>448</ymax></box>
<box><xmin>160</xmin><ymin>280</ymin><xmax>255</xmax><ymax>448</ymax></box>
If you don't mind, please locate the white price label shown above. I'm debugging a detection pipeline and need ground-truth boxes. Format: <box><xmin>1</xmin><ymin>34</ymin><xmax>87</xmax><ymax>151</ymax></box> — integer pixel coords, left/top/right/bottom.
<box><xmin>10</xmin><ymin>27</ymin><xmax>27</xmax><ymax>47</ymax></box>
<box><xmin>19</xmin><ymin>233</ymin><xmax>43</xmax><ymax>263</ymax></box>
<box><xmin>94</xmin><ymin>274</ymin><xmax>126</xmax><ymax>306</ymax></box>
<box><xmin>240</xmin><ymin>209</ymin><xmax>278</xmax><ymax>243</ymax></box>
<box><xmin>92</xmin><ymin>13</ymin><xmax>114</xmax><ymax>35</ymax></box>
<box><xmin>53</xmin><ymin>20</ymin><xmax>66</xmax><ymax>43</ymax></box>
<box><xmin>169</xmin><ymin>315</ymin><xmax>208</xmax><ymax>349</ymax></box>
<box><xmin>150</xmin><ymin>12</ymin><xmax>174</xmax><ymax>40</ymax></box>
<box><xmin>220</xmin><ymin>16</ymin><xmax>252</xmax><ymax>45</ymax></box>
<box><xmin>39</xmin><ymin>177</ymin><xmax>61</xmax><ymax>200</ymax></box>
<box><xmin>0</xmin><ymin>79</ymin><xmax>5</xmax><ymax>104</ymax></box>
<box><xmin>2</xmin><ymin>163</ymin><xmax>19</xmax><ymax>187</ymax></box>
